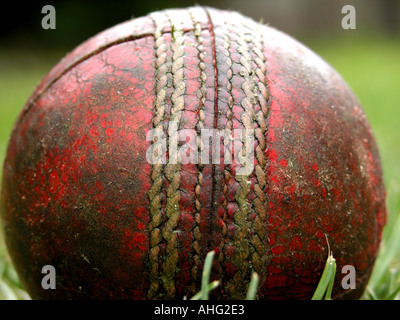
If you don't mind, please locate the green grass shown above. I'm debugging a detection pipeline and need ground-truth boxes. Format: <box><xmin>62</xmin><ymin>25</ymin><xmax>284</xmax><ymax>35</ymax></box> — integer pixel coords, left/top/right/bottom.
<box><xmin>0</xmin><ymin>32</ymin><xmax>399</xmax><ymax>299</ymax></box>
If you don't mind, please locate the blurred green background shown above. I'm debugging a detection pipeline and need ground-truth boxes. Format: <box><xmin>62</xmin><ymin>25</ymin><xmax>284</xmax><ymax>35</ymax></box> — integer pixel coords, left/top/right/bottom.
<box><xmin>1</xmin><ymin>0</ymin><xmax>399</xmax><ymax>299</ymax></box>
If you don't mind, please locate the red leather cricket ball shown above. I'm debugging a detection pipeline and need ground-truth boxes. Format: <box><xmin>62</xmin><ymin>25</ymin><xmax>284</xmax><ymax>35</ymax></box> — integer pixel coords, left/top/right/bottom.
<box><xmin>0</xmin><ymin>7</ymin><xmax>386</xmax><ymax>300</ymax></box>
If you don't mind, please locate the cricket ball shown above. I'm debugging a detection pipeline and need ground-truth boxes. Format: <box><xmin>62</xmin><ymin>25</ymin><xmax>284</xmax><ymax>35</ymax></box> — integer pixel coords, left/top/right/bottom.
<box><xmin>1</xmin><ymin>7</ymin><xmax>386</xmax><ymax>300</ymax></box>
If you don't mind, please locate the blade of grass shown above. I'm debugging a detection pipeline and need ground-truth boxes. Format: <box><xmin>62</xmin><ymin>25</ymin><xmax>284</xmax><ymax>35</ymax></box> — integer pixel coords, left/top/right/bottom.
<box><xmin>324</xmin><ymin>255</ymin><xmax>336</xmax><ymax>300</ymax></box>
<box><xmin>365</xmin><ymin>287</ymin><xmax>379</xmax><ymax>300</ymax></box>
<box><xmin>246</xmin><ymin>272</ymin><xmax>259</xmax><ymax>300</ymax></box>
<box><xmin>200</xmin><ymin>250</ymin><xmax>215</xmax><ymax>300</ymax></box>
<box><xmin>385</xmin><ymin>285</ymin><xmax>400</xmax><ymax>300</ymax></box>
<box><xmin>367</xmin><ymin>182</ymin><xmax>400</xmax><ymax>297</ymax></box>
<box><xmin>312</xmin><ymin>234</ymin><xmax>337</xmax><ymax>300</ymax></box>
<box><xmin>0</xmin><ymin>279</ymin><xmax>18</xmax><ymax>300</ymax></box>
<box><xmin>190</xmin><ymin>250</ymin><xmax>221</xmax><ymax>300</ymax></box>
<box><xmin>190</xmin><ymin>281</ymin><xmax>220</xmax><ymax>300</ymax></box>
<box><xmin>312</xmin><ymin>253</ymin><xmax>336</xmax><ymax>300</ymax></box>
